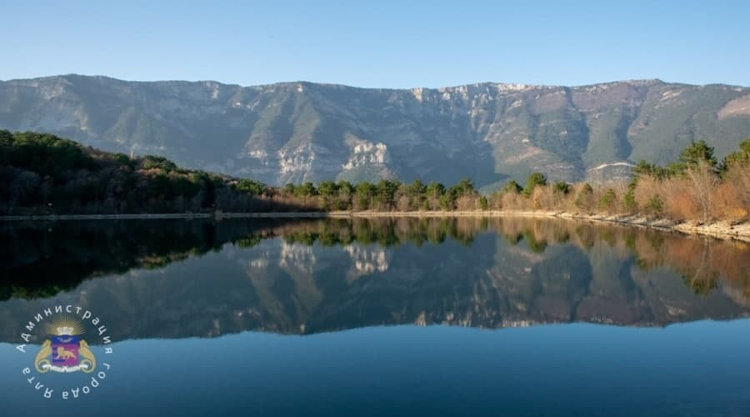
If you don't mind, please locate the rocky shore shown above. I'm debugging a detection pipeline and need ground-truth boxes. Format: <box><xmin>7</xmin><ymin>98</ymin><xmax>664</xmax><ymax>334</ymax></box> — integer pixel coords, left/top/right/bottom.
<box><xmin>3</xmin><ymin>210</ymin><xmax>749</xmax><ymax>242</ymax></box>
<box><xmin>332</xmin><ymin>210</ymin><xmax>750</xmax><ymax>242</ymax></box>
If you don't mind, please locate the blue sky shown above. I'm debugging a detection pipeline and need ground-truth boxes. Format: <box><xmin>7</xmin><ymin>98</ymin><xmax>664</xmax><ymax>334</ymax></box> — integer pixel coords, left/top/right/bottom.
<box><xmin>2</xmin><ymin>0</ymin><xmax>749</xmax><ymax>88</ymax></box>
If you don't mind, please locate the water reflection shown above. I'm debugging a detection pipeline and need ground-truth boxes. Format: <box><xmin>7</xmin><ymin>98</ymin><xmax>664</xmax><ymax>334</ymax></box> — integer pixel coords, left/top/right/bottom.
<box><xmin>3</xmin><ymin>217</ymin><xmax>749</xmax><ymax>342</ymax></box>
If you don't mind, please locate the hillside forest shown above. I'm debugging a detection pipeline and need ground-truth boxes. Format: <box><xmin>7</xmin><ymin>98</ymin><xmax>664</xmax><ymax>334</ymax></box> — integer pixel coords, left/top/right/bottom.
<box><xmin>1</xmin><ymin>130</ymin><xmax>749</xmax><ymax>225</ymax></box>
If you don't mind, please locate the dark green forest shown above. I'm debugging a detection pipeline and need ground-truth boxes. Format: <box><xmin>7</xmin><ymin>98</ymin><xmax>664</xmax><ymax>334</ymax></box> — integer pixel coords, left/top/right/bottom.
<box><xmin>0</xmin><ymin>130</ymin><xmax>300</xmax><ymax>214</ymax></box>
<box><xmin>0</xmin><ymin>130</ymin><xmax>483</xmax><ymax>214</ymax></box>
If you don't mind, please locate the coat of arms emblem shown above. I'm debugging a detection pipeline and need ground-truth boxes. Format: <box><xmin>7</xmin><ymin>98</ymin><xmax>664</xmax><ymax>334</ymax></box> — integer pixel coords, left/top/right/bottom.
<box><xmin>34</xmin><ymin>317</ymin><xmax>96</xmax><ymax>373</ymax></box>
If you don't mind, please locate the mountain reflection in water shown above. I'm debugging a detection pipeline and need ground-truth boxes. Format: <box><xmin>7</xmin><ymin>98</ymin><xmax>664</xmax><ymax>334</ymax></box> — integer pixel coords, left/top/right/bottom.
<box><xmin>2</xmin><ymin>217</ymin><xmax>749</xmax><ymax>342</ymax></box>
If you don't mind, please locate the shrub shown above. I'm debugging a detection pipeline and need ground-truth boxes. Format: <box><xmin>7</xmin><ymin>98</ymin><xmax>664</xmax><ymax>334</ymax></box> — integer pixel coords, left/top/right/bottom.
<box><xmin>479</xmin><ymin>196</ymin><xmax>489</xmax><ymax>210</ymax></box>
<box><xmin>554</xmin><ymin>181</ymin><xmax>570</xmax><ymax>195</ymax></box>
<box><xmin>522</xmin><ymin>172</ymin><xmax>547</xmax><ymax>197</ymax></box>
<box><xmin>502</xmin><ymin>180</ymin><xmax>523</xmax><ymax>194</ymax></box>
<box><xmin>598</xmin><ymin>188</ymin><xmax>617</xmax><ymax>213</ymax></box>
<box><xmin>575</xmin><ymin>183</ymin><xmax>594</xmax><ymax>211</ymax></box>
<box><xmin>712</xmin><ymin>181</ymin><xmax>747</xmax><ymax>223</ymax></box>
<box><xmin>645</xmin><ymin>195</ymin><xmax>664</xmax><ymax>216</ymax></box>
<box><xmin>623</xmin><ymin>184</ymin><xmax>637</xmax><ymax>212</ymax></box>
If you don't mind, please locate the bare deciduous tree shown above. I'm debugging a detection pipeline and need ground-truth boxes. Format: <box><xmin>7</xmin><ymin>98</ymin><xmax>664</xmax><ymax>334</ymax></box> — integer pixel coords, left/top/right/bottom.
<box><xmin>685</xmin><ymin>161</ymin><xmax>719</xmax><ymax>224</ymax></box>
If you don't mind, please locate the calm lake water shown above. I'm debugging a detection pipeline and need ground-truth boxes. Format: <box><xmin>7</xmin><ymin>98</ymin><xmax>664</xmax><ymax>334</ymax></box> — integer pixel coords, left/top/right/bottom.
<box><xmin>2</xmin><ymin>217</ymin><xmax>750</xmax><ymax>416</ymax></box>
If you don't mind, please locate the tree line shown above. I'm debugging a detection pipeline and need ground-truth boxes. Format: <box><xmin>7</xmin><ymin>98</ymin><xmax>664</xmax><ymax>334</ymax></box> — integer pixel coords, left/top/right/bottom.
<box><xmin>0</xmin><ymin>130</ymin><xmax>300</xmax><ymax>214</ymax></box>
<box><xmin>485</xmin><ymin>138</ymin><xmax>750</xmax><ymax>224</ymax></box>
<box><xmin>277</xmin><ymin>137</ymin><xmax>749</xmax><ymax>224</ymax></box>
<box><xmin>1</xmin><ymin>130</ymin><xmax>749</xmax><ymax>224</ymax></box>
<box><xmin>280</xmin><ymin>177</ymin><xmax>485</xmax><ymax>211</ymax></box>
<box><xmin>0</xmin><ymin>130</ymin><xmax>487</xmax><ymax>214</ymax></box>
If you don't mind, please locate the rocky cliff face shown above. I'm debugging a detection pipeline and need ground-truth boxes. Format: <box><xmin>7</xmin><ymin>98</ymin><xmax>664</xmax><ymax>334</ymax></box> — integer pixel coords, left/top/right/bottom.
<box><xmin>2</xmin><ymin>75</ymin><xmax>750</xmax><ymax>188</ymax></box>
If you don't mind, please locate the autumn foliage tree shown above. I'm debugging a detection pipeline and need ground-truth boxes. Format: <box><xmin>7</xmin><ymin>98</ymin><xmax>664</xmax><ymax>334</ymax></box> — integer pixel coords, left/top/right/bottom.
<box><xmin>678</xmin><ymin>140</ymin><xmax>719</xmax><ymax>223</ymax></box>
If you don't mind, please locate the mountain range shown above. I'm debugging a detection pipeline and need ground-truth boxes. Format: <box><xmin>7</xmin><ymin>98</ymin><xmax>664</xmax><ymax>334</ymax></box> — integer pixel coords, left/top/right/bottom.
<box><xmin>2</xmin><ymin>74</ymin><xmax>750</xmax><ymax>189</ymax></box>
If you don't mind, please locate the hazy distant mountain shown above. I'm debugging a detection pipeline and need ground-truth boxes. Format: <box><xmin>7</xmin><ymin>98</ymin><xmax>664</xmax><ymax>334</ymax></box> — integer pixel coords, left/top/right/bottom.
<box><xmin>2</xmin><ymin>74</ymin><xmax>750</xmax><ymax>188</ymax></box>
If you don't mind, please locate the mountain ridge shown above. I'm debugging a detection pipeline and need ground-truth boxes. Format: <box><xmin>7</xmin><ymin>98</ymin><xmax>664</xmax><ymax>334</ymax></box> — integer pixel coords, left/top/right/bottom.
<box><xmin>2</xmin><ymin>74</ymin><xmax>750</xmax><ymax>189</ymax></box>
<box><xmin>11</xmin><ymin>73</ymin><xmax>750</xmax><ymax>89</ymax></box>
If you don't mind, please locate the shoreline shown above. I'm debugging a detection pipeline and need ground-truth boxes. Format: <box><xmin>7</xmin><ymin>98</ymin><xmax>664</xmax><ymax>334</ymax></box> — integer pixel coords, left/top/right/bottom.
<box><xmin>2</xmin><ymin>210</ymin><xmax>749</xmax><ymax>242</ymax></box>
<box><xmin>329</xmin><ymin>210</ymin><xmax>750</xmax><ymax>242</ymax></box>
